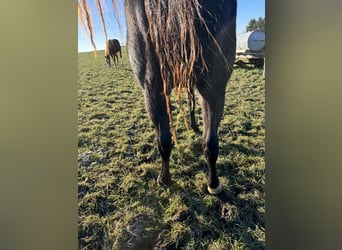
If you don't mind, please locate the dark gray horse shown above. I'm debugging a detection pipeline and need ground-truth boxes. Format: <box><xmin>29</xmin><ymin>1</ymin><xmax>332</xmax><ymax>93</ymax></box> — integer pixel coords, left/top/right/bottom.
<box><xmin>79</xmin><ymin>0</ymin><xmax>236</xmax><ymax>194</ymax></box>
<box><xmin>124</xmin><ymin>0</ymin><xmax>237</xmax><ymax>194</ymax></box>
<box><xmin>105</xmin><ymin>39</ymin><xmax>122</xmax><ymax>67</ymax></box>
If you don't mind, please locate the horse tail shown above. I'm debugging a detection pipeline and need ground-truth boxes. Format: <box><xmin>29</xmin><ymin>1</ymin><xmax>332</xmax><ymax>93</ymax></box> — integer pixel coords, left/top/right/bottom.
<box><xmin>144</xmin><ymin>0</ymin><xmax>205</xmax><ymax>92</ymax></box>
<box><xmin>143</xmin><ymin>0</ymin><xmax>208</xmax><ymax>142</ymax></box>
<box><xmin>78</xmin><ymin>0</ymin><xmax>98</xmax><ymax>58</ymax></box>
<box><xmin>79</xmin><ymin>0</ymin><xmax>211</xmax><ymax>142</ymax></box>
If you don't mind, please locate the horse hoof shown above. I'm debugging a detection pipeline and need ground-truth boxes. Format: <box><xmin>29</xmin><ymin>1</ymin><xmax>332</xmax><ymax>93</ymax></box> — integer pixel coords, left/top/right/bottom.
<box><xmin>207</xmin><ymin>184</ymin><xmax>223</xmax><ymax>194</ymax></box>
<box><xmin>192</xmin><ymin>126</ymin><xmax>200</xmax><ymax>134</ymax></box>
<box><xmin>157</xmin><ymin>175</ymin><xmax>171</xmax><ymax>187</ymax></box>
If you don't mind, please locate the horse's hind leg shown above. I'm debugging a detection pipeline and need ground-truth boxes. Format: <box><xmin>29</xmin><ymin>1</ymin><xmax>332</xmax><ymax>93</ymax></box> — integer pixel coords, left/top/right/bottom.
<box><xmin>144</xmin><ymin>89</ymin><xmax>172</xmax><ymax>186</ymax></box>
<box><xmin>199</xmin><ymin>92</ymin><xmax>225</xmax><ymax>194</ymax></box>
<box><xmin>125</xmin><ymin>0</ymin><xmax>172</xmax><ymax>186</ymax></box>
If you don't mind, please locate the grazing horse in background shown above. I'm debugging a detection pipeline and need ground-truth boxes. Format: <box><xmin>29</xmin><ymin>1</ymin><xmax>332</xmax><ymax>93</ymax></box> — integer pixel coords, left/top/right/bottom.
<box><xmin>79</xmin><ymin>0</ymin><xmax>237</xmax><ymax>194</ymax></box>
<box><xmin>105</xmin><ymin>39</ymin><xmax>122</xmax><ymax>67</ymax></box>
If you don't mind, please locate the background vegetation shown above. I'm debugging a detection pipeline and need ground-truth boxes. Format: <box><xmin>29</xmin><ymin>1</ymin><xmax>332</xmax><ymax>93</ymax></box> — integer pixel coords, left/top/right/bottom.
<box><xmin>245</xmin><ymin>17</ymin><xmax>265</xmax><ymax>32</ymax></box>
<box><xmin>78</xmin><ymin>49</ymin><xmax>265</xmax><ymax>249</ymax></box>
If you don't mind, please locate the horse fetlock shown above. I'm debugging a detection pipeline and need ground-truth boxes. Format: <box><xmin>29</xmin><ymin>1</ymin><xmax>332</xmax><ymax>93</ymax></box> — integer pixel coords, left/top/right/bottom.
<box><xmin>157</xmin><ymin>173</ymin><xmax>171</xmax><ymax>187</ymax></box>
<box><xmin>191</xmin><ymin>123</ymin><xmax>200</xmax><ymax>133</ymax></box>
<box><xmin>207</xmin><ymin>183</ymin><xmax>223</xmax><ymax>194</ymax></box>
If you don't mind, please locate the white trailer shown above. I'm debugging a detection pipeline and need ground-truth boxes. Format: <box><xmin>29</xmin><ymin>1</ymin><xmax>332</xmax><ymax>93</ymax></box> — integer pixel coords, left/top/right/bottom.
<box><xmin>235</xmin><ymin>30</ymin><xmax>265</xmax><ymax>68</ymax></box>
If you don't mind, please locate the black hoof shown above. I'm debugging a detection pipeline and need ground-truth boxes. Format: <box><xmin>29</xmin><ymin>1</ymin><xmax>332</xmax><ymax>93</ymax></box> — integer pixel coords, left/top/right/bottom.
<box><xmin>191</xmin><ymin>125</ymin><xmax>200</xmax><ymax>134</ymax></box>
<box><xmin>157</xmin><ymin>174</ymin><xmax>171</xmax><ymax>187</ymax></box>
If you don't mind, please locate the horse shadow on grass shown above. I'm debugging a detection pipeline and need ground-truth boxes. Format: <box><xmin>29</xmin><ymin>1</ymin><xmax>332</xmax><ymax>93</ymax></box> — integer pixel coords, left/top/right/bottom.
<box><xmin>143</xmin><ymin>138</ymin><xmax>265</xmax><ymax>249</ymax></box>
<box><xmin>102</xmin><ymin>131</ymin><xmax>264</xmax><ymax>249</ymax></box>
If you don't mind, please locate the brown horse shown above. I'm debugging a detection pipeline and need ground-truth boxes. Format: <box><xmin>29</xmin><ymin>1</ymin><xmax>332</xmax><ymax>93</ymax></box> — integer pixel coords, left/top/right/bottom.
<box><xmin>105</xmin><ymin>39</ymin><xmax>122</xmax><ymax>67</ymax></box>
<box><xmin>79</xmin><ymin>0</ymin><xmax>237</xmax><ymax>194</ymax></box>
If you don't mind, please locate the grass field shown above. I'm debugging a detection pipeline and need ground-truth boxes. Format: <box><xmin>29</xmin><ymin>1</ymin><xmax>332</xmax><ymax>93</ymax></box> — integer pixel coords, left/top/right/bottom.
<box><xmin>78</xmin><ymin>48</ymin><xmax>265</xmax><ymax>249</ymax></box>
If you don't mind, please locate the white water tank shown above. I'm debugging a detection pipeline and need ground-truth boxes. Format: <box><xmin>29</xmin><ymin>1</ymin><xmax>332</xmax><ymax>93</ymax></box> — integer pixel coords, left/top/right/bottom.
<box><xmin>236</xmin><ymin>30</ymin><xmax>265</xmax><ymax>52</ymax></box>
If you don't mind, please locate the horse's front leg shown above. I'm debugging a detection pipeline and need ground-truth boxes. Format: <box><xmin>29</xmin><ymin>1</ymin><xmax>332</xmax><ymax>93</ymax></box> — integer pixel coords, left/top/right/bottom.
<box><xmin>111</xmin><ymin>54</ymin><xmax>116</xmax><ymax>67</ymax></box>
<box><xmin>115</xmin><ymin>54</ymin><xmax>118</xmax><ymax>66</ymax></box>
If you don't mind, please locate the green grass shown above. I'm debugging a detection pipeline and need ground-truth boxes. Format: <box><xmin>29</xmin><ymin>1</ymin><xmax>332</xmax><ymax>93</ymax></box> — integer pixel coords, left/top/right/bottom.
<box><xmin>78</xmin><ymin>49</ymin><xmax>265</xmax><ymax>249</ymax></box>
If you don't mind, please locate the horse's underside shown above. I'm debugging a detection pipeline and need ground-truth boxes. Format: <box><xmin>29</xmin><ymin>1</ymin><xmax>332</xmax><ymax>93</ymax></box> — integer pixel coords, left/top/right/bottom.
<box><xmin>125</xmin><ymin>0</ymin><xmax>237</xmax><ymax>194</ymax></box>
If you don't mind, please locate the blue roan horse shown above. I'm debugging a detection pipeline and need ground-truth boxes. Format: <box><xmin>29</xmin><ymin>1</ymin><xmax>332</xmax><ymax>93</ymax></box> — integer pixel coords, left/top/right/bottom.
<box><xmin>125</xmin><ymin>0</ymin><xmax>237</xmax><ymax>194</ymax></box>
<box><xmin>81</xmin><ymin>0</ymin><xmax>237</xmax><ymax>194</ymax></box>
